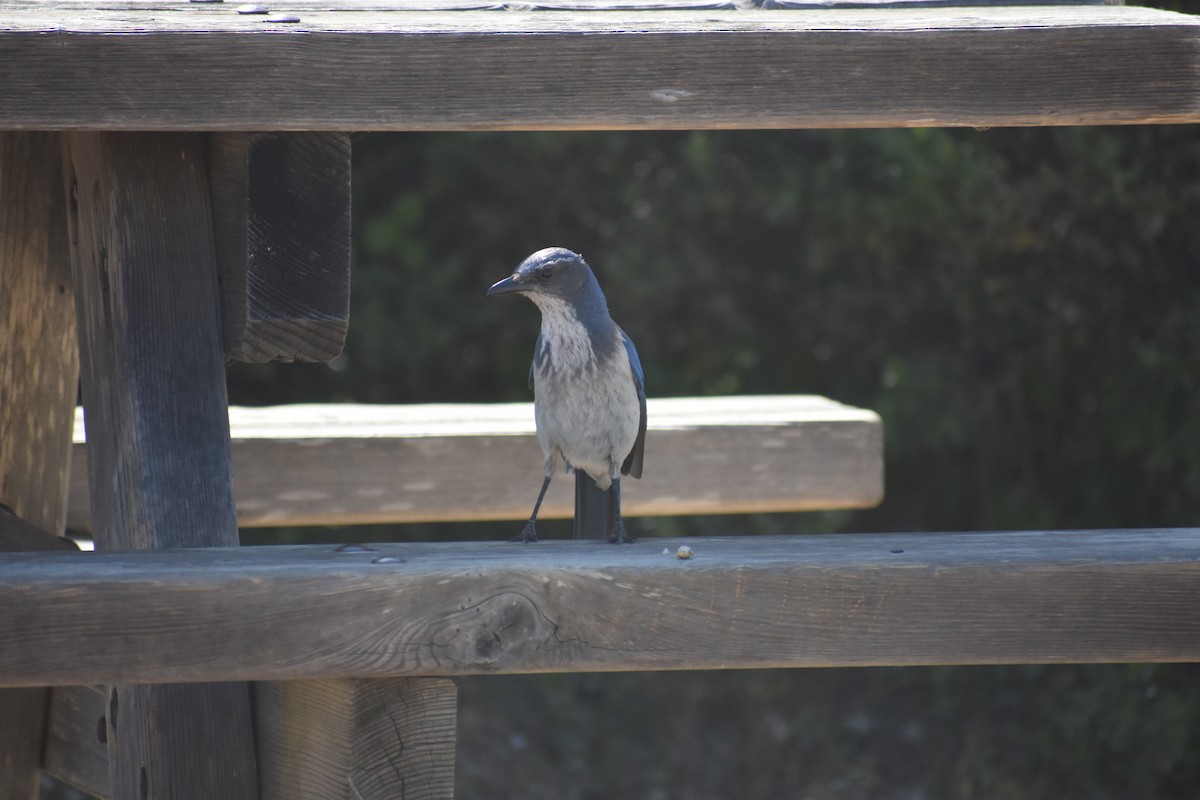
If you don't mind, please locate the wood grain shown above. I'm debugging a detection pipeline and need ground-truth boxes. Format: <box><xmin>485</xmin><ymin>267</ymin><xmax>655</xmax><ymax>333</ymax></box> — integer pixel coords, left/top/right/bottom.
<box><xmin>208</xmin><ymin>132</ymin><xmax>351</xmax><ymax>362</ymax></box>
<box><xmin>0</xmin><ymin>5</ymin><xmax>1197</xmax><ymax>129</ymax></box>
<box><xmin>256</xmin><ymin>678</ymin><xmax>457</xmax><ymax>800</ymax></box>
<box><xmin>65</xmin><ymin>397</ymin><xmax>883</xmax><ymax>529</ymax></box>
<box><xmin>62</xmin><ymin>132</ymin><xmax>258</xmax><ymax>800</ymax></box>
<box><xmin>2</xmin><ymin>529</ymin><xmax>1198</xmax><ymax>687</ymax></box>
<box><xmin>0</xmin><ymin>132</ymin><xmax>77</xmax><ymax>537</ymax></box>
<box><xmin>0</xmin><ymin>131</ymin><xmax>77</xmax><ymax>800</ymax></box>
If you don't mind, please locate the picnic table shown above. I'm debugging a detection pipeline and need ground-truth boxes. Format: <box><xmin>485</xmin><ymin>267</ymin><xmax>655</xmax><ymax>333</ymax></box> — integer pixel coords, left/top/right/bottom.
<box><xmin>3</xmin><ymin>1</ymin><xmax>1200</xmax><ymax>798</ymax></box>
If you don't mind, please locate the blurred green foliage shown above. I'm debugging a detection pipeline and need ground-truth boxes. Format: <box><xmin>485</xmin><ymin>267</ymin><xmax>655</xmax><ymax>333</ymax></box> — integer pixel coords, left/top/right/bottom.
<box><xmin>226</xmin><ymin>123</ymin><xmax>1200</xmax><ymax>798</ymax></box>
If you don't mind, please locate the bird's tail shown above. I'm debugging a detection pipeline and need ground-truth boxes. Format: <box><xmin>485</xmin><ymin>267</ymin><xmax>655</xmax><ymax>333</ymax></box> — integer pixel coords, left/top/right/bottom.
<box><xmin>573</xmin><ymin>472</ymin><xmax>614</xmax><ymax>540</ymax></box>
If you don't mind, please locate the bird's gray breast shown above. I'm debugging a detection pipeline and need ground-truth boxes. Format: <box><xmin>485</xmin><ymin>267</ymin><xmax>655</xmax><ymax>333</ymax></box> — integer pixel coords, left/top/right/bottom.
<box><xmin>532</xmin><ymin>303</ymin><xmax>641</xmax><ymax>484</ymax></box>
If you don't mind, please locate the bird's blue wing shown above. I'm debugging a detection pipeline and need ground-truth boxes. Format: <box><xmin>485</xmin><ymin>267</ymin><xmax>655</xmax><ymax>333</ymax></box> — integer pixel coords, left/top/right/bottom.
<box><xmin>620</xmin><ymin>329</ymin><xmax>647</xmax><ymax>479</ymax></box>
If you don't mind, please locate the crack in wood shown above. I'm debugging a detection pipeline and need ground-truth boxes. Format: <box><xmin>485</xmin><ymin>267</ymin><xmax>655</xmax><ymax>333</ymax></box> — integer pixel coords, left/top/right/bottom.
<box><xmin>383</xmin><ymin>705</ymin><xmax>407</xmax><ymax>797</ymax></box>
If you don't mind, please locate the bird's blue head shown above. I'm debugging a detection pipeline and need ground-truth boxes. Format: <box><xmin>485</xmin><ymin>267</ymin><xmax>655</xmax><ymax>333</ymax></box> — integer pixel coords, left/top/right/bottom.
<box><xmin>486</xmin><ymin>247</ymin><xmax>607</xmax><ymax>315</ymax></box>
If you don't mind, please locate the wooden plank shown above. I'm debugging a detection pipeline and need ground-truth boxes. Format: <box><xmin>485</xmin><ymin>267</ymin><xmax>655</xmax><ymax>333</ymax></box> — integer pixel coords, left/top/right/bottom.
<box><xmin>0</xmin><ymin>131</ymin><xmax>77</xmax><ymax>800</ymax></box>
<box><xmin>1</xmin><ymin>529</ymin><xmax>1199</xmax><ymax>686</ymax></box>
<box><xmin>208</xmin><ymin>132</ymin><xmax>351</xmax><ymax>363</ymax></box>
<box><xmin>256</xmin><ymin>678</ymin><xmax>457</xmax><ymax>800</ymax></box>
<box><xmin>65</xmin><ymin>396</ymin><xmax>884</xmax><ymax>529</ymax></box>
<box><xmin>62</xmin><ymin>132</ymin><xmax>258</xmax><ymax>800</ymax></box>
<box><xmin>1</xmin><ymin>5</ymin><xmax>1198</xmax><ymax>129</ymax></box>
<box><xmin>0</xmin><ymin>132</ymin><xmax>77</xmax><ymax>536</ymax></box>
<box><xmin>43</xmin><ymin>685</ymin><xmax>110</xmax><ymax>799</ymax></box>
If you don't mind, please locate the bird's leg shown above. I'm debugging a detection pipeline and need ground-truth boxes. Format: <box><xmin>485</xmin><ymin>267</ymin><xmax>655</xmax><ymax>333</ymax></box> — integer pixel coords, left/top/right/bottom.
<box><xmin>513</xmin><ymin>474</ymin><xmax>552</xmax><ymax>543</ymax></box>
<box><xmin>608</xmin><ymin>478</ymin><xmax>636</xmax><ymax>544</ymax></box>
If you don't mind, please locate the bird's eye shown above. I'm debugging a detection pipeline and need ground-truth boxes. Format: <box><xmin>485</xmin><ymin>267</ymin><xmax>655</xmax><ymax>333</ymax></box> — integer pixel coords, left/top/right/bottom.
<box><xmin>536</xmin><ymin>265</ymin><xmax>554</xmax><ymax>281</ymax></box>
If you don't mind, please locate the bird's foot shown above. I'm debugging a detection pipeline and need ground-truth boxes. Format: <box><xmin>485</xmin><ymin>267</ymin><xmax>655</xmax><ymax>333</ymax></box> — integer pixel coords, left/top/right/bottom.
<box><xmin>608</xmin><ymin>522</ymin><xmax>637</xmax><ymax>545</ymax></box>
<box><xmin>510</xmin><ymin>522</ymin><xmax>539</xmax><ymax>544</ymax></box>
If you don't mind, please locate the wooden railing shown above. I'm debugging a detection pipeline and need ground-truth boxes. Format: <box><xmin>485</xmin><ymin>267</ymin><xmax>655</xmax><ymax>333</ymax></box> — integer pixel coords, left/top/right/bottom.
<box><xmin>5</xmin><ymin>527</ymin><xmax>1200</xmax><ymax>798</ymax></box>
<box><xmin>5</xmin><ymin>530</ymin><xmax>1198</xmax><ymax>689</ymax></box>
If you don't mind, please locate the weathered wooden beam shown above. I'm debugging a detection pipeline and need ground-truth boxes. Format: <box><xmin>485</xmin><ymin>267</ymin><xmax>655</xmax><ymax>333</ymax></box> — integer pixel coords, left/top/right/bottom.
<box><xmin>1</xmin><ymin>5</ymin><xmax>1199</xmax><ymax>129</ymax></box>
<box><xmin>0</xmin><ymin>132</ymin><xmax>77</xmax><ymax>536</ymax></box>
<box><xmin>66</xmin><ymin>396</ymin><xmax>884</xmax><ymax>529</ymax></box>
<box><xmin>62</xmin><ymin>131</ymin><xmax>258</xmax><ymax>800</ymax></box>
<box><xmin>0</xmin><ymin>131</ymin><xmax>77</xmax><ymax>800</ymax></box>
<box><xmin>256</xmin><ymin>678</ymin><xmax>457</xmax><ymax>800</ymax></box>
<box><xmin>208</xmin><ymin>132</ymin><xmax>351</xmax><ymax>363</ymax></box>
<box><xmin>2</xmin><ymin>530</ymin><xmax>1198</xmax><ymax>687</ymax></box>
<box><xmin>42</xmin><ymin>685</ymin><xmax>109</xmax><ymax>798</ymax></box>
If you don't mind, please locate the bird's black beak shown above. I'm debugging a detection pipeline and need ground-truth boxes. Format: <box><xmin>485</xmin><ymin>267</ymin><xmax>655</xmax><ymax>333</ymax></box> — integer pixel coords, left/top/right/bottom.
<box><xmin>487</xmin><ymin>274</ymin><xmax>525</xmax><ymax>297</ymax></box>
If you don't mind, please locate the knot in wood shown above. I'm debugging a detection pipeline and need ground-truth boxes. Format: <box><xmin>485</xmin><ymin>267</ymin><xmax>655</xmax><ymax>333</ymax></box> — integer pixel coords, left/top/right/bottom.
<box><xmin>440</xmin><ymin>590</ymin><xmax>559</xmax><ymax>671</ymax></box>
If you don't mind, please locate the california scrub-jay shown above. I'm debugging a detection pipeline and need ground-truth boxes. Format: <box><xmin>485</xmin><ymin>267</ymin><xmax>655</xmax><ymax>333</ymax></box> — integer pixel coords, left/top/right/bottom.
<box><xmin>487</xmin><ymin>247</ymin><xmax>646</xmax><ymax>544</ymax></box>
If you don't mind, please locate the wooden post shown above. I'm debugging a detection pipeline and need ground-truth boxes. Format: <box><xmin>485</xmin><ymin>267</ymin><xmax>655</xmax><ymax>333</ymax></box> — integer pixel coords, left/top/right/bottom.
<box><xmin>255</xmin><ymin>679</ymin><xmax>457</xmax><ymax>800</ymax></box>
<box><xmin>61</xmin><ymin>132</ymin><xmax>258</xmax><ymax>799</ymax></box>
<box><xmin>0</xmin><ymin>131</ymin><xmax>78</xmax><ymax>800</ymax></box>
<box><xmin>207</xmin><ymin>132</ymin><xmax>351</xmax><ymax>363</ymax></box>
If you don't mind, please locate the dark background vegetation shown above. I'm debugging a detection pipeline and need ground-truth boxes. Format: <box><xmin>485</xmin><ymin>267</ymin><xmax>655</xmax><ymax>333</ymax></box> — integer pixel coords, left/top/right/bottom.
<box><xmin>223</xmin><ymin>120</ymin><xmax>1200</xmax><ymax>799</ymax></box>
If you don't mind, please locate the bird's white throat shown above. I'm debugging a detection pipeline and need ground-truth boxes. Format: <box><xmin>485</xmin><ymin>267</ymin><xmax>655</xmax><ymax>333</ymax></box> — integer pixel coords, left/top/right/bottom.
<box><xmin>532</xmin><ymin>295</ymin><xmax>597</xmax><ymax>377</ymax></box>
